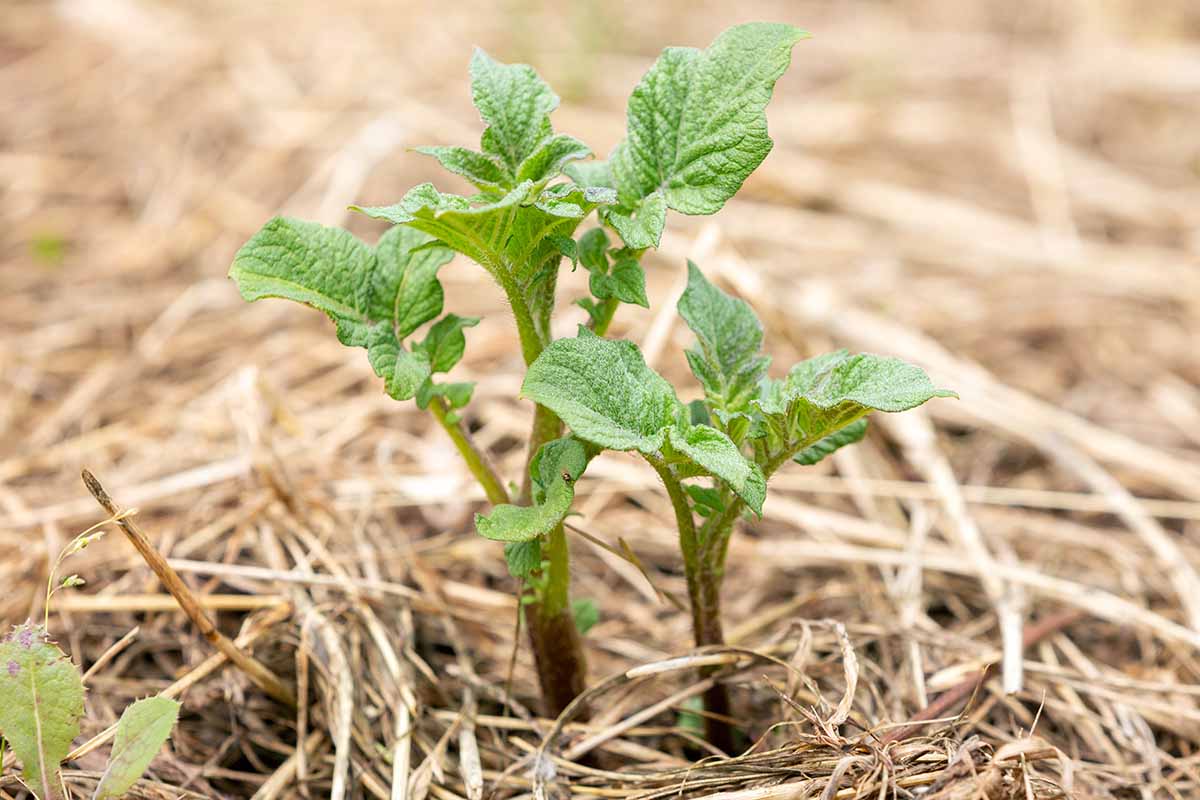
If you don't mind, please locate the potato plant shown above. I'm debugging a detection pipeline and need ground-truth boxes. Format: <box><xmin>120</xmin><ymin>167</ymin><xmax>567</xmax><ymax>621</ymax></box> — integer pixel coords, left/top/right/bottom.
<box><xmin>228</xmin><ymin>22</ymin><xmax>953</xmax><ymax>745</ymax></box>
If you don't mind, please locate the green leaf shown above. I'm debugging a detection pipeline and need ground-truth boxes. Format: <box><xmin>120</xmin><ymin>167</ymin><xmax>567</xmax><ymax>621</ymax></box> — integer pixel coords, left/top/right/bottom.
<box><xmin>516</xmin><ymin>134</ymin><xmax>592</xmax><ymax>186</ymax></box>
<box><xmin>571</xmin><ymin>599</ymin><xmax>599</xmax><ymax>635</ymax></box>
<box><xmin>603</xmin><ymin>190</ymin><xmax>667</xmax><ymax>249</ymax></box>
<box><xmin>414</xmin><ymin>146</ymin><xmax>510</xmax><ymax>193</ymax></box>
<box><xmin>523</xmin><ymin>332</ymin><xmax>762</xmax><ymax>504</ymax></box>
<box><xmin>418</xmin><ymin>314</ymin><xmax>479</xmax><ymax>374</ymax></box>
<box><xmin>590</xmin><ymin>257</ymin><xmax>649</xmax><ymax>307</ymax></box>
<box><xmin>678</xmin><ymin>261</ymin><xmax>770</xmax><ymax>414</ymax></box>
<box><xmin>667</xmin><ymin>425</ymin><xmax>765</xmax><ymax>514</ymax></box>
<box><xmin>0</xmin><ymin>624</ymin><xmax>85</xmax><ymax>800</ymax></box>
<box><xmin>416</xmin><ymin>380</ymin><xmax>475</xmax><ymax>411</ymax></box>
<box><xmin>685</xmin><ymin>484</ymin><xmax>725</xmax><ymax>517</ymax></box>
<box><xmin>563</xmin><ymin>160</ymin><xmax>614</xmax><ymax>189</ymax></box>
<box><xmin>793</xmin><ymin>418</ymin><xmax>869</xmax><ymax>466</ymax></box>
<box><xmin>755</xmin><ymin>350</ymin><xmax>955</xmax><ymax>458</ymax></box>
<box><xmin>504</xmin><ymin>541</ymin><xmax>543</xmax><ymax>579</ymax></box>
<box><xmin>93</xmin><ymin>696</ymin><xmax>180</xmax><ymax>800</ymax></box>
<box><xmin>475</xmin><ymin>437</ymin><xmax>593</xmax><ymax>542</ymax></box>
<box><xmin>611</xmin><ymin>23</ymin><xmax>808</xmax><ymax>216</ymax></box>
<box><xmin>374</xmin><ymin>225</ymin><xmax>455</xmax><ymax>338</ymax></box>
<box><xmin>521</xmin><ymin>330</ymin><xmax>679</xmax><ymax>453</ymax></box>
<box><xmin>470</xmin><ymin>49</ymin><xmax>559</xmax><ymax>173</ymax></box>
<box><xmin>353</xmin><ymin>182</ymin><xmax>531</xmax><ymax>276</ymax></box>
<box><xmin>577</xmin><ymin>228</ymin><xmax>610</xmax><ymax>274</ymax></box>
<box><xmin>229</xmin><ymin>217</ymin><xmax>379</xmax><ymax>347</ymax></box>
<box><xmin>367</xmin><ymin>325</ymin><xmax>431</xmax><ymax>402</ymax></box>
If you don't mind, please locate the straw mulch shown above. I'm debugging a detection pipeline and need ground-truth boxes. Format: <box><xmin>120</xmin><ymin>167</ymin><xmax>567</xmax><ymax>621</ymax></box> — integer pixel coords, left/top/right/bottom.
<box><xmin>3</xmin><ymin>1</ymin><xmax>1200</xmax><ymax>798</ymax></box>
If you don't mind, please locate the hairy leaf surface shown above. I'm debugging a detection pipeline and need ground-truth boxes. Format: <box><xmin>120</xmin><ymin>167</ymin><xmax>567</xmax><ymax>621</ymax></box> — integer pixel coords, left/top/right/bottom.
<box><xmin>475</xmin><ymin>437</ymin><xmax>593</xmax><ymax>542</ymax></box>
<box><xmin>0</xmin><ymin>625</ymin><xmax>85</xmax><ymax>800</ymax></box>
<box><xmin>607</xmin><ymin>23</ymin><xmax>809</xmax><ymax>245</ymax></box>
<box><xmin>470</xmin><ymin>49</ymin><xmax>559</xmax><ymax>173</ymax></box>
<box><xmin>678</xmin><ymin>262</ymin><xmax>769</xmax><ymax>414</ymax></box>
<box><xmin>755</xmin><ymin>350</ymin><xmax>955</xmax><ymax>458</ymax></box>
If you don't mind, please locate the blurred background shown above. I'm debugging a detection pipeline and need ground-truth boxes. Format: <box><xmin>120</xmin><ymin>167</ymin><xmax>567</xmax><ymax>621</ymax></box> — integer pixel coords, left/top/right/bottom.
<box><xmin>3</xmin><ymin>1</ymin><xmax>1200</xmax><ymax>797</ymax></box>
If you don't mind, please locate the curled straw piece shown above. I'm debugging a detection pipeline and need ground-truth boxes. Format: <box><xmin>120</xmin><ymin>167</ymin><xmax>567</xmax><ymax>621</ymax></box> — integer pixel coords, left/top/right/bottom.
<box><xmin>81</xmin><ymin>469</ymin><xmax>297</xmax><ymax>708</ymax></box>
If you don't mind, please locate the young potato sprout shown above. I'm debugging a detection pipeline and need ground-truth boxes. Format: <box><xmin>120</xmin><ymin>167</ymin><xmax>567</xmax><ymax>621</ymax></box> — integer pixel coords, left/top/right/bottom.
<box><xmin>228</xmin><ymin>22</ymin><xmax>954</xmax><ymax>747</ymax></box>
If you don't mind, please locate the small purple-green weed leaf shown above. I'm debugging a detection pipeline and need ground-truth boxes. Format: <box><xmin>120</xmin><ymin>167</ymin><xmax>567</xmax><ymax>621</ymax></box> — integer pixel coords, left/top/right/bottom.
<box><xmin>793</xmin><ymin>418</ymin><xmax>869</xmax><ymax>466</ymax></box>
<box><xmin>666</xmin><ymin>425</ymin><xmax>765</xmax><ymax>514</ymax></box>
<box><xmin>503</xmin><ymin>541</ymin><xmax>543</xmax><ymax>579</ymax></box>
<box><xmin>92</xmin><ymin>696</ymin><xmax>180</xmax><ymax>800</ymax></box>
<box><xmin>607</xmin><ymin>23</ymin><xmax>809</xmax><ymax>246</ymax></box>
<box><xmin>0</xmin><ymin>624</ymin><xmax>85</xmax><ymax>800</ymax></box>
<box><xmin>414</xmin><ymin>146</ymin><xmax>511</xmax><ymax>193</ymax></box>
<box><xmin>475</xmin><ymin>437</ymin><xmax>593</xmax><ymax>542</ymax></box>
<box><xmin>571</xmin><ymin>599</ymin><xmax>599</xmax><ymax>636</ymax></box>
<box><xmin>678</xmin><ymin>262</ymin><xmax>770</xmax><ymax>415</ymax></box>
<box><xmin>470</xmin><ymin>49</ymin><xmax>559</xmax><ymax>174</ymax></box>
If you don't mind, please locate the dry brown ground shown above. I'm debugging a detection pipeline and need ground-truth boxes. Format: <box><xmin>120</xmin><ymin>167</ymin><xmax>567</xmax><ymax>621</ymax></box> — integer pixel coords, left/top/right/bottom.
<box><xmin>3</xmin><ymin>1</ymin><xmax>1200</xmax><ymax>798</ymax></box>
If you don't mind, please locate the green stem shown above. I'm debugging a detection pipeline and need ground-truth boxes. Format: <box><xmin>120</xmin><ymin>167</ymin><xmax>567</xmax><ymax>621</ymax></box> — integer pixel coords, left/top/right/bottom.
<box><xmin>428</xmin><ymin>396</ymin><xmax>509</xmax><ymax>506</ymax></box>
<box><xmin>649</xmin><ymin>458</ymin><xmax>735</xmax><ymax>753</ymax></box>
<box><xmin>497</xmin><ymin>272</ymin><xmax>589</xmax><ymax>717</ymax></box>
<box><xmin>525</xmin><ymin>522</ymin><xmax>588</xmax><ymax>717</ymax></box>
<box><xmin>589</xmin><ymin>298</ymin><xmax>619</xmax><ymax>337</ymax></box>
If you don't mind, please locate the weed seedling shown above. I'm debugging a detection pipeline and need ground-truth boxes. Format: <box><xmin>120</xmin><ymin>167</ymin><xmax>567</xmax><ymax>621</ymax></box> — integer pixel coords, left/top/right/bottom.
<box><xmin>228</xmin><ymin>22</ymin><xmax>954</xmax><ymax>740</ymax></box>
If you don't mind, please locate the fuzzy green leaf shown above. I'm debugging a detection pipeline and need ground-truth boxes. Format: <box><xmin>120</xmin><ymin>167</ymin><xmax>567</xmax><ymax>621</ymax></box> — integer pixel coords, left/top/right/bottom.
<box><xmin>93</xmin><ymin>696</ymin><xmax>180</xmax><ymax>800</ymax></box>
<box><xmin>415</xmin><ymin>146</ymin><xmax>510</xmax><ymax>193</ymax></box>
<box><xmin>374</xmin><ymin>226</ymin><xmax>455</xmax><ymax>338</ymax></box>
<box><xmin>229</xmin><ymin>217</ymin><xmax>453</xmax><ymax>349</ymax></box>
<box><xmin>229</xmin><ymin>217</ymin><xmax>377</xmax><ymax>347</ymax></box>
<box><xmin>416</xmin><ymin>380</ymin><xmax>475</xmax><ymax>411</ymax></box>
<box><xmin>470</xmin><ymin>49</ymin><xmax>559</xmax><ymax>173</ymax></box>
<box><xmin>353</xmin><ymin>182</ymin><xmax>530</xmax><ymax>276</ymax></box>
<box><xmin>612</xmin><ymin>23</ymin><xmax>808</xmax><ymax>218</ymax></box>
<box><xmin>678</xmin><ymin>262</ymin><xmax>770</xmax><ymax>414</ymax></box>
<box><xmin>475</xmin><ymin>437</ymin><xmax>592</xmax><ymax>542</ymax></box>
<box><xmin>667</xmin><ymin>425</ymin><xmax>765</xmax><ymax>514</ymax></box>
<box><xmin>523</xmin><ymin>332</ymin><xmax>761</xmax><ymax>504</ymax></box>
<box><xmin>793</xmin><ymin>418</ymin><xmax>869</xmax><ymax>466</ymax></box>
<box><xmin>564</xmin><ymin>160</ymin><xmax>614</xmax><ymax>189</ymax></box>
<box><xmin>755</xmin><ymin>350</ymin><xmax>955</xmax><ymax>458</ymax></box>
<box><xmin>603</xmin><ymin>190</ymin><xmax>667</xmax><ymax>249</ymax></box>
<box><xmin>595</xmin><ymin>258</ymin><xmax>649</xmax><ymax>307</ymax></box>
<box><xmin>367</xmin><ymin>326</ymin><xmax>431</xmax><ymax>401</ymax></box>
<box><xmin>419</xmin><ymin>314</ymin><xmax>479</xmax><ymax>374</ymax></box>
<box><xmin>516</xmin><ymin>134</ymin><xmax>592</xmax><ymax>186</ymax></box>
<box><xmin>521</xmin><ymin>330</ymin><xmax>679</xmax><ymax>453</ymax></box>
<box><xmin>503</xmin><ymin>541</ymin><xmax>543</xmax><ymax>578</ymax></box>
<box><xmin>0</xmin><ymin>624</ymin><xmax>85</xmax><ymax>800</ymax></box>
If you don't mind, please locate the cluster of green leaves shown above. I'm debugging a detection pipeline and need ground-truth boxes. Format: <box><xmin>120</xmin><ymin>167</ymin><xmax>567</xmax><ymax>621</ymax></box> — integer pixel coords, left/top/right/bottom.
<box><xmin>0</xmin><ymin>624</ymin><xmax>179</xmax><ymax>800</ymax></box>
<box><xmin>477</xmin><ymin>265</ymin><xmax>953</xmax><ymax>547</ymax></box>
<box><xmin>227</xmin><ymin>20</ymin><xmax>955</xmax><ymax>726</ymax></box>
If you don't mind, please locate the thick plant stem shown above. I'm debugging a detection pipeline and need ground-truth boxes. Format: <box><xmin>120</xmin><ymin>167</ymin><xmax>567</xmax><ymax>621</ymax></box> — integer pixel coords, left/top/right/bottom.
<box><xmin>500</xmin><ymin>279</ymin><xmax>590</xmax><ymax>717</ymax></box>
<box><xmin>525</xmin><ymin>522</ymin><xmax>588</xmax><ymax>717</ymax></box>
<box><xmin>650</xmin><ymin>460</ymin><xmax>736</xmax><ymax>753</ymax></box>
<box><xmin>428</xmin><ymin>396</ymin><xmax>509</xmax><ymax>506</ymax></box>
